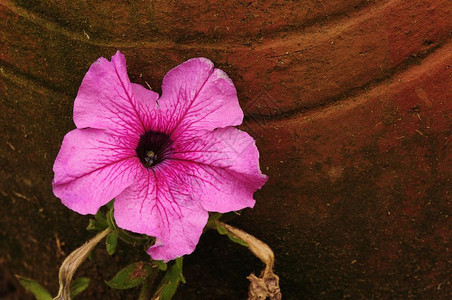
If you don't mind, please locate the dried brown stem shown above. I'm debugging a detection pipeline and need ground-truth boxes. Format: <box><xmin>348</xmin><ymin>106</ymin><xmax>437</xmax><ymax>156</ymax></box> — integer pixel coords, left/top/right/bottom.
<box><xmin>53</xmin><ymin>228</ymin><xmax>111</xmax><ymax>300</ymax></box>
<box><xmin>217</xmin><ymin>221</ymin><xmax>282</xmax><ymax>300</ymax></box>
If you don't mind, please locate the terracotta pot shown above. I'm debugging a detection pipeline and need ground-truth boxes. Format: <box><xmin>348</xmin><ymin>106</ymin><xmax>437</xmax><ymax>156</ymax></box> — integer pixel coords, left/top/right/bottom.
<box><xmin>1</xmin><ymin>0</ymin><xmax>450</xmax><ymax>298</ymax></box>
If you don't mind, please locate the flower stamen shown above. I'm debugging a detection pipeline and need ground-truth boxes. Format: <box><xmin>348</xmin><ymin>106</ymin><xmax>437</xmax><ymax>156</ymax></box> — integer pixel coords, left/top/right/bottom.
<box><xmin>145</xmin><ymin>151</ymin><xmax>157</xmax><ymax>165</ymax></box>
<box><xmin>136</xmin><ymin>131</ymin><xmax>172</xmax><ymax>168</ymax></box>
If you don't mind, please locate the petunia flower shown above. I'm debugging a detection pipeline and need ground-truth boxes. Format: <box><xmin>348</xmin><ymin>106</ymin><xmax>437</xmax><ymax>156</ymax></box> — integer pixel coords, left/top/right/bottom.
<box><xmin>52</xmin><ymin>51</ymin><xmax>267</xmax><ymax>261</ymax></box>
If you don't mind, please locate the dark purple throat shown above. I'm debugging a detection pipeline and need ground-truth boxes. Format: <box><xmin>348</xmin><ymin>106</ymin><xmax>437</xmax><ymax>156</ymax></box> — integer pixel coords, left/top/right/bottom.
<box><xmin>136</xmin><ymin>130</ymin><xmax>172</xmax><ymax>168</ymax></box>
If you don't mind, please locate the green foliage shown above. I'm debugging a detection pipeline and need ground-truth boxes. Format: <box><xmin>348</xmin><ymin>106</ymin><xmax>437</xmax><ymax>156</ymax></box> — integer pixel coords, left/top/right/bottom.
<box><xmin>106</xmin><ymin>207</ymin><xmax>117</xmax><ymax>230</ymax></box>
<box><xmin>216</xmin><ymin>222</ymin><xmax>248</xmax><ymax>247</ymax></box>
<box><xmin>106</xmin><ymin>262</ymin><xmax>154</xmax><ymax>290</ymax></box>
<box><xmin>106</xmin><ymin>231</ymin><xmax>118</xmax><ymax>255</ymax></box>
<box><xmin>205</xmin><ymin>212</ymin><xmax>222</xmax><ymax>229</ymax></box>
<box><xmin>106</xmin><ymin>199</ymin><xmax>115</xmax><ymax>209</ymax></box>
<box><xmin>70</xmin><ymin>277</ymin><xmax>90</xmax><ymax>298</ymax></box>
<box><xmin>85</xmin><ymin>200</ymin><xmax>188</xmax><ymax>299</ymax></box>
<box><xmin>15</xmin><ymin>275</ymin><xmax>52</xmax><ymax>300</ymax></box>
<box><xmin>152</xmin><ymin>257</ymin><xmax>185</xmax><ymax>300</ymax></box>
<box><xmin>86</xmin><ymin>209</ymin><xmax>108</xmax><ymax>231</ymax></box>
<box><xmin>16</xmin><ymin>275</ymin><xmax>90</xmax><ymax>299</ymax></box>
<box><xmin>153</xmin><ymin>260</ymin><xmax>168</xmax><ymax>271</ymax></box>
<box><xmin>88</xmin><ymin>203</ymin><xmax>151</xmax><ymax>259</ymax></box>
<box><xmin>174</xmin><ymin>257</ymin><xmax>186</xmax><ymax>284</ymax></box>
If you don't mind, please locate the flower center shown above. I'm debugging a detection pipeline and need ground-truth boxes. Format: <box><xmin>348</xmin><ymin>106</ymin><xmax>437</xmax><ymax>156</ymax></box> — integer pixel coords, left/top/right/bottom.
<box><xmin>136</xmin><ymin>130</ymin><xmax>172</xmax><ymax>168</ymax></box>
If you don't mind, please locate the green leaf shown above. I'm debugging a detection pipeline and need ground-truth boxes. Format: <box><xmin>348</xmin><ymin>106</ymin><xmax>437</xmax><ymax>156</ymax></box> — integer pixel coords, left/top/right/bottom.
<box><xmin>153</xmin><ymin>257</ymin><xmax>185</xmax><ymax>300</ymax></box>
<box><xmin>216</xmin><ymin>223</ymin><xmax>248</xmax><ymax>247</ymax></box>
<box><xmin>95</xmin><ymin>209</ymin><xmax>107</xmax><ymax>224</ymax></box>
<box><xmin>86</xmin><ymin>210</ymin><xmax>108</xmax><ymax>231</ymax></box>
<box><xmin>87</xmin><ymin>249</ymin><xmax>95</xmax><ymax>262</ymax></box>
<box><xmin>106</xmin><ymin>232</ymin><xmax>118</xmax><ymax>255</ymax></box>
<box><xmin>153</xmin><ymin>260</ymin><xmax>168</xmax><ymax>271</ymax></box>
<box><xmin>206</xmin><ymin>212</ymin><xmax>223</xmax><ymax>228</ymax></box>
<box><xmin>15</xmin><ymin>275</ymin><xmax>52</xmax><ymax>300</ymax></box>
<box><xmin>116</xmin><ymin>227</ymin><xmax>150</xmax><ymax>245</ymax></box>
<box><xmin>226</xmin><ymin>233</ymin><xmax>249</xmax><ymax>247</ymax></box>
<box><xmin>70</xmin><ymin>277</ymin><xmax>90</xmax><ymax>298</ymax></box>
<box><xmin>138</xmin><ymin>279</ymin><xmax>152</xmax><ymax>300</ymax></box>
<box><xmin>216</xmin><ymin>222</ymin><xmax>228</xmax><ymax>235</ymax></box>
<box><xmin>106</xmin><ymin>199</ymin><xmax>115</xmax><ymax>209</ymax></box>
<box><xmin>105</xmin><ymin>262</ymin><xmax>153</xmax><ymax>290</ymax></box>
<box><xmin>86</xmin><ymin>219</ymin><xmax>106</xmax><ymax>231</ymax></box>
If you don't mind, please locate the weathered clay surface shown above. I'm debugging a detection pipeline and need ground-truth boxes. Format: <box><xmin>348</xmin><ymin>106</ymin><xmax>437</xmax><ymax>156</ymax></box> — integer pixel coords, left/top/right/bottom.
<box><xmin>246</xmin><ymin>41</ymin><xmax>451</xmax><ymax>298</ymax></box>
<box><xmin>2</xmin><ymin>0</ymin><xmax>450</xmax><ymax>114</ymax></box>
<box><xmin>0</xmin><ymin>0</ymin><xmax>450</xmax><ymax>299</ymax></box>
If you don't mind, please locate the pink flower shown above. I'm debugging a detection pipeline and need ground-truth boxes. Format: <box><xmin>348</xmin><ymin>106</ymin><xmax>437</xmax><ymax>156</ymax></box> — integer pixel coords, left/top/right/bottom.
<box><xmin>52</xmin><ymin>51</ymin><xmax>267</xmax><ymax>261</ymax></box>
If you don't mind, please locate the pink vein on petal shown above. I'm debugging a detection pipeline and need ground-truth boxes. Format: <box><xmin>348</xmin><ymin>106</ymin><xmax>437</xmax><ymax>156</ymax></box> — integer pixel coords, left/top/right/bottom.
<box><xmin>74</xmin><ymin>51</ymin><xmax>146</xmax><ymax>139</ymax></box>
<box><xmin>157</xmin><ymin>58</ymin><xmax>243</xmax><ymax>140</ymax></box>
<box><xmin>53</xmin><ymin>52</ymin><xmax>267</xmax><ymax>261</ymax></box>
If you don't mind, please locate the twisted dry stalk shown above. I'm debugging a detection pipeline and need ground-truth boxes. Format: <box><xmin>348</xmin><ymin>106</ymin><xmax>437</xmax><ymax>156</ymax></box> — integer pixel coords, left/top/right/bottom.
<box><xmin>54</xmin><ymin>223</ymin><xmax>280</xmax><ymax>299</ymax></box>
<box><xmin>54</xmin><ymin>228</ymin><xmax>111</xmax><ymax>300</ymax></box>
<box><xmin>218</xmin><ymin>221</ymin><xmax>282</xmax><ymax>300</ymax></box>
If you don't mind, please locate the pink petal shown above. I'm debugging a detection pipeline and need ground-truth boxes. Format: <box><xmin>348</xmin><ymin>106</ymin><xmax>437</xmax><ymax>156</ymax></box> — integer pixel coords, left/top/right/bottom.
<box><xmin>157</xmin><ymin>58</ymin><xmax>243</xmax><ymax>139</ymax></box>
<box><xmin>169</xmin><ymin>127</ymin><xmax>268</xmax><ymax>212</ymax></box>
<box><xmin>131</xmin><ymin>83</ymin><xmax>164</xmax><ymax>131</ymax></box>
<box><xmin>53</xmin><ymin>128</ymin><xmax>140</xmax><ymax>215</ymax></box>
<box><xmin>73</xmin><ymin>51</ymin><xmax>146</xmax><ymax>138</ymax></box>
<box><xmin>114</xmin><ymin>165</ymin><xmax>208</xmax><ymax>261</ymax></box>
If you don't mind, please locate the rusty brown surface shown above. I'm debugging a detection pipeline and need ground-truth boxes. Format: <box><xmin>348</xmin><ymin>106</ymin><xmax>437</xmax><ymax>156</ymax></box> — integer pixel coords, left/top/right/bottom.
<box><xmin>0</xmin><ymin>0</ymin><xmax>451</xmax><ymax>299</ymax></box>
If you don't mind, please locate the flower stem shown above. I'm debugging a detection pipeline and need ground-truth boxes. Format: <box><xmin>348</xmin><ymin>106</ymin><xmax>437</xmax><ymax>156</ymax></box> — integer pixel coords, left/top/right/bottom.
<box><xmin>138</xmin><ymin>279</ymin><xmax>151</xmax><ymax>300</ymax></box>
<box><xmin>54</xmin><ymin>228</ymin><xmax>111</xmax><ymax>300</ymax></box>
